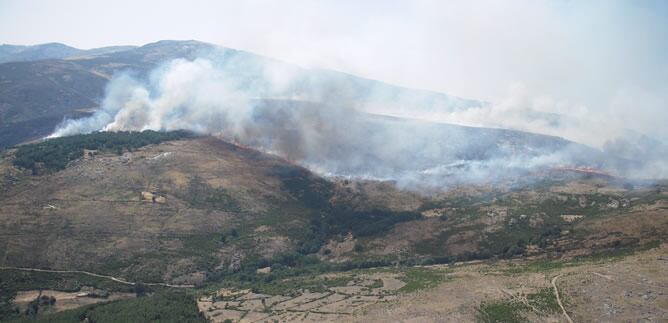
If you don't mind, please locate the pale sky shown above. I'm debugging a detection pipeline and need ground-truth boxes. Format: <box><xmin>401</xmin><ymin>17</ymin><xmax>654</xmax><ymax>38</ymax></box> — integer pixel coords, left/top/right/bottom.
<box><xmin>1</xmin><ymin>0</ymin><xmax>667</xmax><ymax>140</ymax></box>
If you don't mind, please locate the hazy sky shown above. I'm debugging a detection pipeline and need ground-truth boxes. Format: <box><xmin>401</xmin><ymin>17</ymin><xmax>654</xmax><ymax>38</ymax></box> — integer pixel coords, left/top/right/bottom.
<box><xmin>1</xmin><ymin>0</ymin><xmax>667</xmax><ymax>141</ymax></box>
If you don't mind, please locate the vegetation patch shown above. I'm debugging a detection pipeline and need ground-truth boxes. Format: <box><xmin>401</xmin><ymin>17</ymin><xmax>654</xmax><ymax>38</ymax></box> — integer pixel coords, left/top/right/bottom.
<box><xmin>179</xmin><ymin>176</ymin><xmax>240</xmax><ymax>212</ymax></box>
<box><xmin>7</xmin><ymin>291</ymin><xmax>204</xmax><ymax>323</ymax></box>
<box><xmin>475</xmin><ymin>287</ymin><xmax>559</xmax><ymax>322</ymax></box>
<box><xmin>269</xmin><ymin>163</ymin><xmax>423</xmax><ymax>254</ymax></box>
<box><xmin>222</xmin><ymin>273</ymin><xmax>352</xmax><ymax>296</ymax></box>
<box><xmin>527</xmin><ymin>288</ymin><xmax>560</xmax><ymax>314</ymax></box>
<box><xmin>12</xmin><ymin>130</ymin><xmax>193</xmax><ymax>173</ymax></box>
<box><xmin>476</xmin><ymin>299</ymin><xmax>530</xmax><ymax>323</ymax></box>
<box><xmin>0</xmin><ymin>269</ymin><xmax>134</xmax><ymax>321</ymax></box>
<box><xmin>398</xmin><ymin>267</ymin><xmax>450</xmax><ymax>293</ymax></box>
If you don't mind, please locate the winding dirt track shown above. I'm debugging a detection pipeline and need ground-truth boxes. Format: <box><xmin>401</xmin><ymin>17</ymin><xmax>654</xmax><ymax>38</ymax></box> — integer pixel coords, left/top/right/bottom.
<box><xmin>551</xmin><ymin>274</ymin><xmax>574</xmax><ymax>323</ymax></box>
<box><xmin>0</xmin><ymin>266</ymin><xmax>194</xmax><ymax>288</ymax></box>
<box><xmin>552</xmin><ymin>271</ymin><xmax>617</xmax><ymax>323</ymax></box>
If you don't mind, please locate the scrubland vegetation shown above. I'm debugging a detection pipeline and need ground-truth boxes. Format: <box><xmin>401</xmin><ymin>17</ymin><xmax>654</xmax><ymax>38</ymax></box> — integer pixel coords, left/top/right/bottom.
<box><xmin>1</xmin><ymin>132</ymin><xmax>667</xmax><ymax>322</ymax></box>
<box><xmin>12</xmin><ymin>130</ymin><xmax>192</xmax><ymax>172</ymax></box>
<box><xmin>6</xmin><ymin>291</ymin><xmax>204</xmax><ymax>323</ymax></box>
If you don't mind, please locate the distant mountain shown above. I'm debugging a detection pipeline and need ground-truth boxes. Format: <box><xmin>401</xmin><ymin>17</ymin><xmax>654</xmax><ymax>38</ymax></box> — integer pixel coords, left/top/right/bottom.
<box><xmin>0</xmin><ymin>39</ymin><xmax>649</xmax><ymax>179</ymax></box>
<box><xmin>0</xmin><ymin>40</ymin><xmax>484</xmax><ymax>148</ymax></box>
<box><xmin>0</xmin><ymin>41</ymin><xmax>226</xmax><ymax>147</ymax></box>
<box><xmin>0</xmin><ymin>43</ymin><xmax>79</xmax><ymax>63</ymax></box>
<box><xmin>0</xmin><ymin>43</ymin><xmax>137</xmax><ymax>64</ymax></box>
<box><xmin>0</xmin><ymin>59</ymin><xmax>108</xmax><ymax>146</ymax></box>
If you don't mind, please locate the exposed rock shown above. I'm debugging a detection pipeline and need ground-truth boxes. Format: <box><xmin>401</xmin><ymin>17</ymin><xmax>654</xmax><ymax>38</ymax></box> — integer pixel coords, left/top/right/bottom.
<box><xmin>228</xmin><ymin>251</ymin><xmax>243</xmax><ymax>273</ymax></box>
<box><xmin>82</xmin><ymin>149</ymin><xmax>97</xmax><ymax>160</ymax></box>
<box><xmin>529</xmin><ymin>214</ymin><xmax>545</xmax><ymax>227</ymax></box>
<box><xmin>578</xmin><ymin>196</ymin><xmax>588</xmax><ymax>208</ymax></box>
<box><xmin>422</xmin><ymin>208</ymin><xmax>448</xmax><ymax>217</ymax></box>
<box><xmin>607</xmin><ymin>199</ymin><xmax>620</xmax><ymax>209</ymax></box>
<box><xmin>140</xmin><ymin>191</ymin><xmax>166</xmax><ymax>203</ymax></box>
<box><xmin>561</xmin><ymin>214</ymin><xmax>584</xmax><ymax>222</ymax></box>
<box><xmin>319</xmin><ymin>232</ymin><xmax>355</xmax><ymax>262</ymax></box>
<box><xmin>119</xmin><ymin>153</ymin><xmax>132</xmax><ymax>163</ymax></box>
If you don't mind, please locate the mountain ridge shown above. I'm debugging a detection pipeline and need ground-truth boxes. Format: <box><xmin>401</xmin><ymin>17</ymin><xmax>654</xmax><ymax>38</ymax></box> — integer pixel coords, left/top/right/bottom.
<box><xmin>0</xmin><ymin>40</ymin><xmax>482</xmax><ymax>149</ymax></box>
<box><xmin>0</xmin><ymin>42</ymin><xmax>138</xmax><ymax>64</ymax></box>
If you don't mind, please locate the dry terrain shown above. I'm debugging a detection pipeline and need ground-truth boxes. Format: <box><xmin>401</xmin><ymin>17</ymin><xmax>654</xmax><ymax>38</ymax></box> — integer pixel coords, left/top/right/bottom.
<box><xmin>0</xmin><ymin>137</ymin><xmax>314</xmax><ymax>283</ymax></box>
<box><xmin>12</xmin><ymin>289</ymin><xmax>135</xmax><ymax>313</ymax></box>
<box><xmin>1</xmin><ymin>134</ymin><xmax>668</xmax><ymax>322</ymax></box>
<box><xmin>357</xmin><ymin>244</ymin><xmax>668</xmax><ymax>322</ymax></box>
<box><xmin>194</xmin><ymin>244</ymin><xmax>668</xmax><ymax>322</ymax></box>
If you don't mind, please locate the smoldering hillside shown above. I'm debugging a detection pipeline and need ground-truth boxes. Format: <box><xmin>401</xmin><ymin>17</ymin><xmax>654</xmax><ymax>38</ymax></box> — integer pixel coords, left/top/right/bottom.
<box><xmin>48</xmin><ymin>49</ymin><xmax>668</xmax><ymax>188</ymax></box>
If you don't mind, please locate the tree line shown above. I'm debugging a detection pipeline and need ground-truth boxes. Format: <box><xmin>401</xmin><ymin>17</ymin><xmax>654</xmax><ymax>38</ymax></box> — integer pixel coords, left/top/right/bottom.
<box><xmin>12</xmin><ymin>130</ymin><xmax>193</xmax><ymax>173</ymax></box>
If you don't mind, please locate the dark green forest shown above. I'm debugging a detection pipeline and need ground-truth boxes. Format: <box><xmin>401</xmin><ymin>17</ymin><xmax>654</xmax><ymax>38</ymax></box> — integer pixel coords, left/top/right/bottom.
<box><xmin>12</xmin><ymin>130</ymin><xmax>193</xmax><ymax>173</ymax></box>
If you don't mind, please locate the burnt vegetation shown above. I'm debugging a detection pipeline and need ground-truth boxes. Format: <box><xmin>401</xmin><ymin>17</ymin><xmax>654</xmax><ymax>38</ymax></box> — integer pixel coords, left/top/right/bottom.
<box><xmin>270</xmin><ymin>164</ymin><xmax>422</xmax><ymax>254</ymax></box>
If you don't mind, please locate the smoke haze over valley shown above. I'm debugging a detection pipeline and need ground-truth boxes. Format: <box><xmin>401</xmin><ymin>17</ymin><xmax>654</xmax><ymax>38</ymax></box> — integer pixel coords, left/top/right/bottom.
<box><xmin>3</xmin><ymin>2</ymin><xmax>668</xmax><ymax>322</ymax></box>
<box><xmin>1</xmin><ymin>1</ymin><xmax>666</xmax><ymax>188</ymax></box>
<box><xmin>45</xmin><ymin>47</ymin><xmax>668</xmax><ymax>186</ymax></box>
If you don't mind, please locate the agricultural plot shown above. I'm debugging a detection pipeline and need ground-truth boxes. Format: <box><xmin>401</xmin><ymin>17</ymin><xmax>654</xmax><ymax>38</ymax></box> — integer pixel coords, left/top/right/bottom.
<box><xmin>197</xmin><ymin>272</ymin><xmax>406</xmax><ymax>322</ymax></box>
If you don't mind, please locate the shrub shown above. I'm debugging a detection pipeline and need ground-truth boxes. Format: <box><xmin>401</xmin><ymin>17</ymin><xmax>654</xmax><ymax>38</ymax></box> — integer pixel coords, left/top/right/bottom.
<box><xmin>134</xmin><ymin>283</ymin><xmax>147</xmax><ymax>297</ymax></box>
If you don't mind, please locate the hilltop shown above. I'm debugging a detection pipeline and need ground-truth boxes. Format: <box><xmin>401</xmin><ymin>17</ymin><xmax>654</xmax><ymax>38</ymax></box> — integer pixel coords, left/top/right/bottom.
<box><xmin>0</xmin><ymin>43</ymin><xmax>137</xmax><ymax>64</ymax></box>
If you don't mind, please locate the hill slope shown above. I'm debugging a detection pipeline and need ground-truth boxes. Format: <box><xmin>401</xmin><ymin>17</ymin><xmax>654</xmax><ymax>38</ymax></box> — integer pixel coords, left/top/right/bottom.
<box><xmin>1</xmin><ymin>135</ymin><xmax>321</xmax><ymax>283</ymax></box>
<box><xmin>1</xmin><ymin>133</ymin><xmax>666</xmax><ymax>284</ymax></box>
<box><xmin>1</xmin><ymin>132</ymin><xmax>667</xmax><ymax>322</ymax></box>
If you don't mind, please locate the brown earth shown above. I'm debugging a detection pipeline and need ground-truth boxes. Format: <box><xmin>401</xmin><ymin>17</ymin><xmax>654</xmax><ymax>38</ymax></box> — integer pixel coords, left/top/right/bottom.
<box><xmin>13</xmin><ymin>289</ymin><xmax>135</xmax><ymax>314</ymax></box>
<box><xmin>0</xmin><ymin>137</ymin><xmax>317</xmax><ymax>282</ymax></box>
<box><xmin>194</xmin><ymin>244</ymin><xmax>668</xmax><ymax>322</ymax></box>
<box><xmin>356</xmin><ymin>244</ymin><xmax>668</xmax><ymax>322</ymax></box>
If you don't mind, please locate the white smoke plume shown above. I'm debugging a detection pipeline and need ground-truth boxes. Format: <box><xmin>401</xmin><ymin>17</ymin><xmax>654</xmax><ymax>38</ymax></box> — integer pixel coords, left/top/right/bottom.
<box><xmin>52</xmin><ymin>59</ymin><xmax>250</xmax><ymax>137</ymax></box>
<box><xmin>49</xmin><ymin>54</ymin><xmax>668</xmax><ymax>188</ymax></box>
<box><xmin>371</xmin><ymin>84</ymin><xmax>625</xmax><ymax>149</ymax></box>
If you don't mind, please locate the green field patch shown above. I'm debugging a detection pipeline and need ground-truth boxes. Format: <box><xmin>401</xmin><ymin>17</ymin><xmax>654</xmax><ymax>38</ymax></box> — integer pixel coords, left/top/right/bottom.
<box><xmin>398</xmin><ymin>267</ymin><xmax>451</xmax><ymax>293</ymax></box>
<box><xmin>476</xmin><ymin>299</ymin><xmax>530</xmax><ymax>323</ymax></box>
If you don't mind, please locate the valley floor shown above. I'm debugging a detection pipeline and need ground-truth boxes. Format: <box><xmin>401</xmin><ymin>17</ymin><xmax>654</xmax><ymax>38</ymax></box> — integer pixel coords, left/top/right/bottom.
<box><xmin>3</xmin><ymin>243</ymin><xmax>667</xmax><ymax>322</ymax></box>
<box><xmin>192</xmin><ymin>244</ymin><xmax>668</xmax><ymax>322</ymax></box>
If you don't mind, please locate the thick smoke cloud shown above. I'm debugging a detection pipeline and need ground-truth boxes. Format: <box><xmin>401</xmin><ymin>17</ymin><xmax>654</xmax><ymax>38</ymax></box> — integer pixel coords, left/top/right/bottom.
<box><xmin>374</xmin><ymin>84</ymin><xmax>617</xmax><ymax>149</ymax></box>
<box><xmin>7</xmin><ymin>1</ymin><xmax>668</xmax><ymax>151</ymax></box>
<box><xmin>50</xmin><ymin>53</ymin><xmax>668</xmax><ymax>189</ymax></box>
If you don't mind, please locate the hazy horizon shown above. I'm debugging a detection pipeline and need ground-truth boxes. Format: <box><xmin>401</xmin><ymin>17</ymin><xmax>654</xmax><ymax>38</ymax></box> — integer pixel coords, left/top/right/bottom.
<box><xmin>2</xmin><ymin>0</ymin><xmax>668</xmax><ymax>148</ymax></box>
<box><xmin>2</xmin><ymin>6</ymin><xmax>668</xmax><ymax>319</ymax></box>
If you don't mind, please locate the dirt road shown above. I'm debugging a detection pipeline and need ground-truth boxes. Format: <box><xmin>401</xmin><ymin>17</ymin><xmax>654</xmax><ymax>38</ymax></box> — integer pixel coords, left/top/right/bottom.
<box><xmin>0</xmin><ymin>266</ymin><xmax>194</xmax><ymax>288</ymax></box>
<box><xmin>551</xmin><ymin>274</ymin><xmax>574</xmax><ymax>323</ymax></box>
